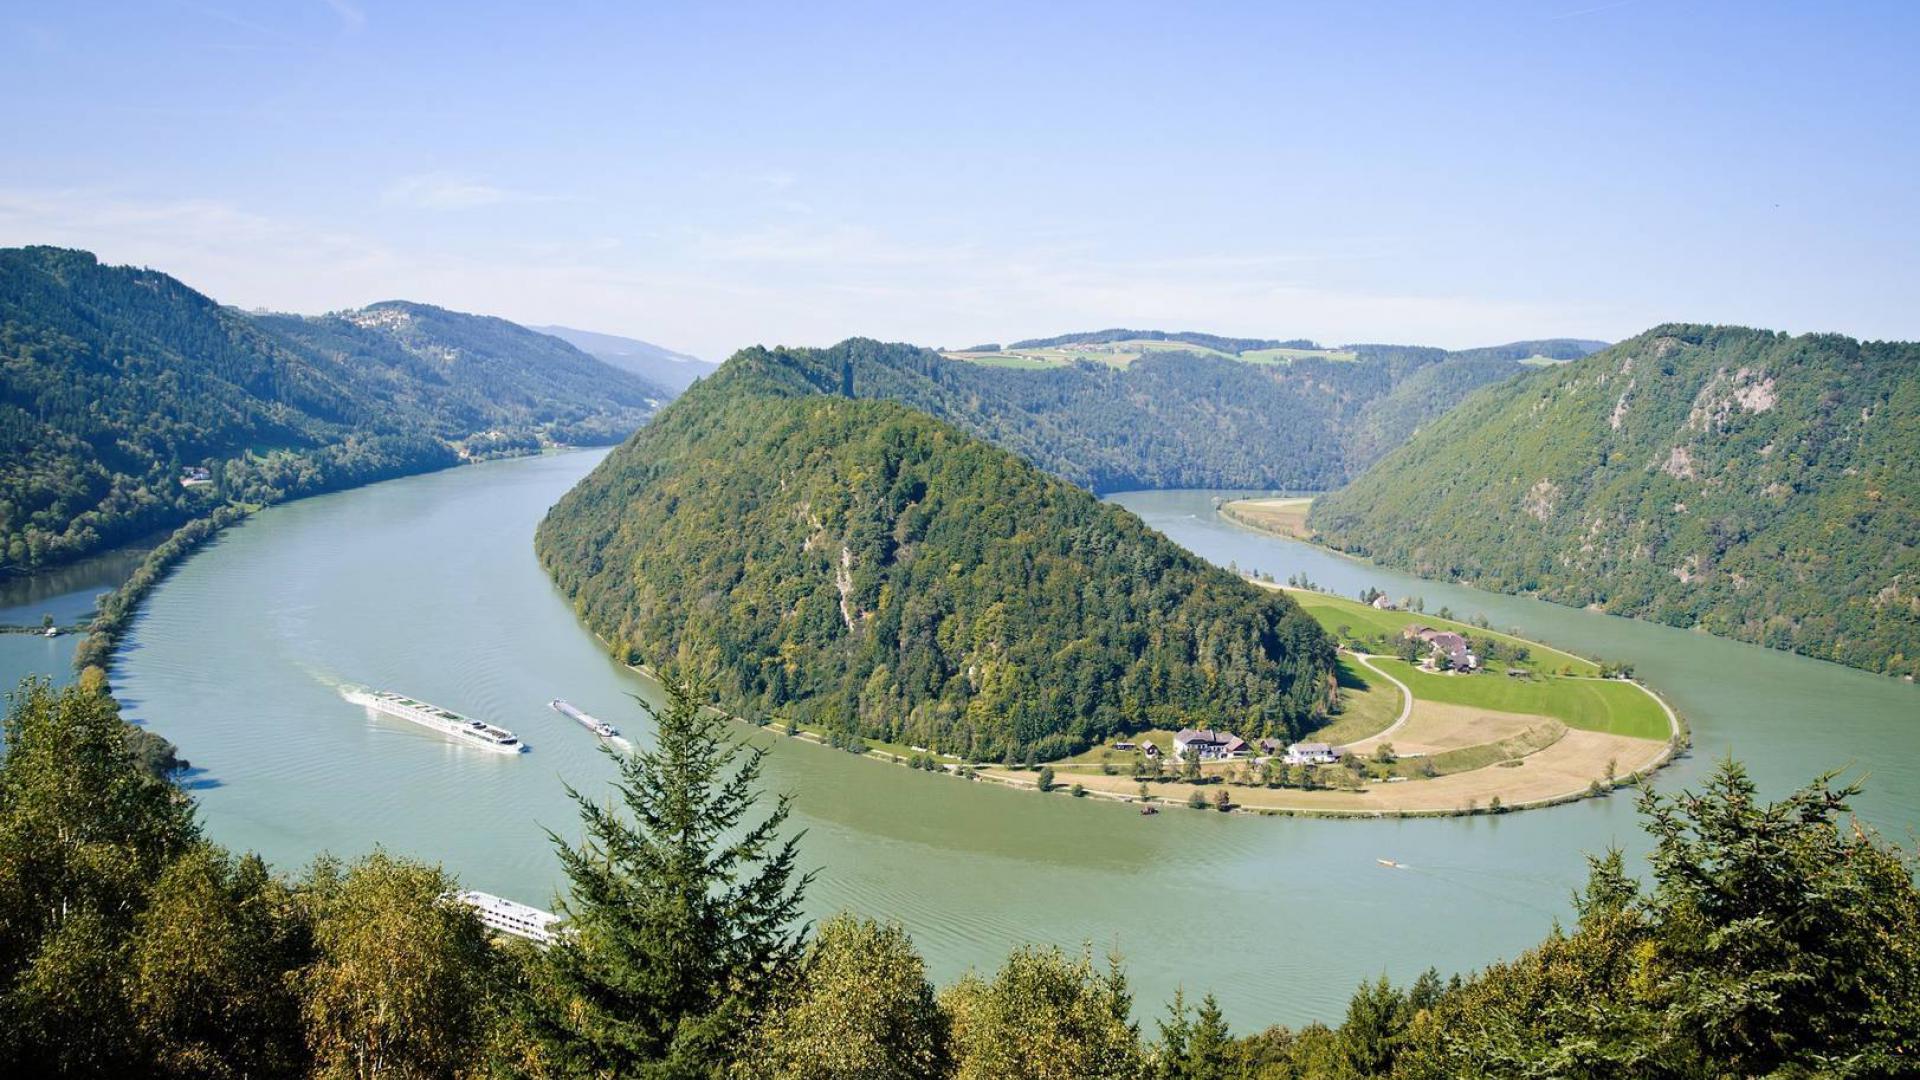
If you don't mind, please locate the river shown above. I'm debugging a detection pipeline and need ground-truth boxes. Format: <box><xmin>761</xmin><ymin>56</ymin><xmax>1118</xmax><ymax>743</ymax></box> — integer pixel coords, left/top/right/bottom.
<box><xmin>0</xmin><ymin>543</ymin><xmax>150</xmax><ymax>692</ymax></box>
<box><xmin>108</xmin><ymin>451</ymin><xmax>1918</xmax><ymax>1029</ymax></box>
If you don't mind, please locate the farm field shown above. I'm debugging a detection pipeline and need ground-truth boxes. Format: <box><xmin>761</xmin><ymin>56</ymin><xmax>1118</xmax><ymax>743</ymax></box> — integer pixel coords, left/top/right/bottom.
<box><xmin>1370</xmin><ymin>658</ymin><xmax>1671</xmax><ymax>740</ymax></box>
<box><xmin>943</xmin><ymin>339</ymin><xmax>1356</xmax><ymax>370</ymax></box>
<box><xmin>992</xmin><ymin>724</ymin><xmax>1665</xmax><ymax>814</ymax></box>
<box><xmin>1221</xmin><ymin>496</ymin><xmax>1315</xmax><ymax>539</ymax></box>
<box><xmin>1277</xmin><ymin>586</ymin><xmax>1600</xmax><ymax>675</ymax></box>
<box><xmin>998</xmin><ymin>578</ymin><xmax>1680</xmax><ymax>814</ymax></box>
<box><xmin>1344</xmin><ymin>699</ymin><xmax>1542</xmax><ymax>758</ymax></box>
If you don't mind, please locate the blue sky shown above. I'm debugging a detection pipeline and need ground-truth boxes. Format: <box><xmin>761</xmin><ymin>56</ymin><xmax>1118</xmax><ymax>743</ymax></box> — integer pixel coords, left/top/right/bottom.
<box><xmin>3</xmin><ymin>2</ymin><xmax>1916</xmax><ymax>358</ymax></box>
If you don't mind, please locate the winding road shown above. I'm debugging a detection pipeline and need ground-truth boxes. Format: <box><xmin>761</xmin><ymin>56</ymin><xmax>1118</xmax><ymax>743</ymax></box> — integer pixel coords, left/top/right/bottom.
<box><xmin>1340</xmin><ymin>651</ymin><xmax>1413</xmax><ymax>749</ymax></box>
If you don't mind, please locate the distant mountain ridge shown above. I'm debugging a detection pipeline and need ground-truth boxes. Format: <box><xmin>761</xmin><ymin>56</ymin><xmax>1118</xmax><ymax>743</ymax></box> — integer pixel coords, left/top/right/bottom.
<box><xmin>711</xmin><ymin>334</ymin><xmax>1608</xmax><ymax>494</ymax></box>
<box><xmin>532</xmin><ymin>324</ymin><xmax>715</xmax><ymax>394</ymax></box>
<box><xmin>1310</xmin><ymin>324</ymin><xmax>1920</xmax><ymax>678</ymax></box>
<box><xmin>1005</xmin><ymin>328</ymin><xmax>1322</xmax><ymax>353</ymax></box>
<box><xmin>0</xmin><ymin>246</ymin><xmax>664</xmax><ymax>570</ymax></box>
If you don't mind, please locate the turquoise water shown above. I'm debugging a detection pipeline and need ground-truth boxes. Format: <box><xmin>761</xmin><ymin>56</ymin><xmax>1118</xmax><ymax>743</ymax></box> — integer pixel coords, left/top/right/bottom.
<box><xmin>0</xmin><ymin>544</ymin><xmax>147</xmax><ymax>692</ymax></box>
<box><xmin>108</xmin><ymin>453</ymin><xmax>1919</xmax><ymax>1028</ymax></box>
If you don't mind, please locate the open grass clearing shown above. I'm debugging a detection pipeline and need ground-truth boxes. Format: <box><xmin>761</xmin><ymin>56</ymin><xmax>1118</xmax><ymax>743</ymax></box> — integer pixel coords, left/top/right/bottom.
<box><xmin>1237</xmin><ymin>346</ymin><xmax>1358</xmax><ymax>364</ymax></box>
<box><xmin>949</xmin><ymin>352</ymin><xmax>1062</xmax><ymax>369</ymax></box>
<box><xmin>1371</xmin><ymin>658</ymin><xmax>1670</xmax><ymax>739</ymax></box>
<box><xmin>1221</xmin><ymin>497</ymin><xmax>1314</xmax><ymax>540</ymax></box>
<box><xmin>1275</xmin><ymin>586</ymin><xmax>1600</xmax><ymax>676</ymax></box>
<box><xmin>1307</xmin><ymin>655</ymin><xmax>1405</xmax><ymax>745</ymax></box>
<box><xmin>1422</xmin><ymin>720</ymin><xmax>1566</xmax><ymax>775</ymax></box>
<box><xmin>1345</xmin><ymin>700</ymin><xmax>1546</xmax><ymax>757</ymax></box>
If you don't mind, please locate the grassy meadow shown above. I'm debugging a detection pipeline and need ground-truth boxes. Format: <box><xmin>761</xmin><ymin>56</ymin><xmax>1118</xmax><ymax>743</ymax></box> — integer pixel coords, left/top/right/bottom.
<box><xmin>943</xmin><ymin>339</ymin><xmax>1358</xmax><ymax>370</ymax></box>
<box><xmin>1369</xmin><ymin>658</ymin><xmax>1670</xmax><ymax>740</ymax></box>
<box><xmin>1282</xmin><ymin>588</ymin><xmax>1600</xmax><ymax>676</ymax></box>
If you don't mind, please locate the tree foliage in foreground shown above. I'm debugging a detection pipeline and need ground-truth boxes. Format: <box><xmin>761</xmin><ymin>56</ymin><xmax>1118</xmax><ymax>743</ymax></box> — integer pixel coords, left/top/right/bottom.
<box><xmin>3</xmin><ymin>673</ymin><xmax>1915</xmax><ymax>1078</ymax></box>
<box><xmin>531</xmin><ymin>679</ymin><xmax>812</xmax><ymax>1077</ymax></box>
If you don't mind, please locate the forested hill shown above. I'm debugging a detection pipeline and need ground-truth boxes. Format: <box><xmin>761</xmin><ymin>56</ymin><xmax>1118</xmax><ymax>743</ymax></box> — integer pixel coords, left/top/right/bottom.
<box><xmin>257</xmin><ymin>302</ymin><xmax>669</xmax><ymax>446</ymax></box>
<box><xmin>712</xmin><ymin>337</ymin><xmax>1602</xmax><ymax>493</ymax></box>
<box><xmin>0</xmin><ymin>246</ymin><xmax>663</xmax><ymax>570</ymax></box>
<box><xmin>535</xmin><ymin>343</ymin><xmax>1338</xmax><ymax>759</ymax></box>
<box><xmin>1310</xmin><ymin>324</ymin><xmax>1920</xmax><ymax>678</ymax></box>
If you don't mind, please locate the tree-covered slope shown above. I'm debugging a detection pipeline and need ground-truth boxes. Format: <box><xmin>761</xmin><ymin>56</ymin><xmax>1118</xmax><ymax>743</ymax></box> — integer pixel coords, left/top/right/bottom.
<box><xmin>1310</xmin><ymin>324</ymin><xmax>1920</xmax><ymax>678</ymax></box>
<box><xmin>258</xmin><ymin>302</ymin><xmax>668</xmax><ymax>448</ymax></box>
<box><xmin>0</xmin><ymin>247</ymin><xmax>662</xmax><ymax>570</ymax></box>
<box><xmin>717</xmin><ymin>336</ymin><xmax>1598</xmax><ymax>494</ymax></box>
<box><xmin>535</xmin><ymin>342</ymin><xmax>1337</xmax><ymax>759</ymax></box>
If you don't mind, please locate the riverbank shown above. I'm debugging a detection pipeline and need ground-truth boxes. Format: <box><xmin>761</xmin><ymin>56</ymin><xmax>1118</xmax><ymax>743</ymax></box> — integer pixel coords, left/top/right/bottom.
<box><xmin>1218</xmin><ymin>496</ymin><xmax>1315</xmax><ymax>539</ymax></box>
<box><xmin>605</xmin><ymin>588</ymin><xmax>1682</xmax><ymax>819</ymax></box>
<box><xmin>105</xmin><ymin>458</ymin><xmax>1920</xmax><ymax>1032</ymax></box>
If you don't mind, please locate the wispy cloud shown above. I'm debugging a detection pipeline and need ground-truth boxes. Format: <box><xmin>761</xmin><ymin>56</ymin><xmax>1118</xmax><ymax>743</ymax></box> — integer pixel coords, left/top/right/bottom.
<box><xmin>322</xmin><ymin>0</ymin><xmax>365</xmax><ymax>31</ymax></box>
<box><xmin>0</xmin><ymin>186</ymin><xmax>1618</xmax><ymax>359</ymax></box>
<box><xmin>381</xmin><ymin>174</ymin><xmax>557</xmax><ymax>211</ymax></box>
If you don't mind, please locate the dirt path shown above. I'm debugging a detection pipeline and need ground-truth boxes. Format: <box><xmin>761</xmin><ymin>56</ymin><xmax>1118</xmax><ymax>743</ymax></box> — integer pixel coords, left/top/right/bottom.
<box><xmin>1343</xmin><ymin>652</ymin><xmax>1411</xmax><ymax>748</ymax></box>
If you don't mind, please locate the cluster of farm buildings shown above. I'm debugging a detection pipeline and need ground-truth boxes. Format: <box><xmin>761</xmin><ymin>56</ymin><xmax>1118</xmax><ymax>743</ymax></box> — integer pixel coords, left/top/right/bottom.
<box><xmin>1403</xmin><ymin>625</ymin><xmax>1478</xmax><ymax>670</ymax></box>
<box><xmin>1139</xmin><ymin>728</ymin><xmax>1347</xmax><ymax>766</ymax></box>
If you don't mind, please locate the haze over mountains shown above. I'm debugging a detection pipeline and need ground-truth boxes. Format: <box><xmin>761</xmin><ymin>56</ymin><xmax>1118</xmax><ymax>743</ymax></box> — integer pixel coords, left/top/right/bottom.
<box><xmin>532</xmin><ymin>324</ymin><xmax>717</xmax><ymax>393</ymax></box>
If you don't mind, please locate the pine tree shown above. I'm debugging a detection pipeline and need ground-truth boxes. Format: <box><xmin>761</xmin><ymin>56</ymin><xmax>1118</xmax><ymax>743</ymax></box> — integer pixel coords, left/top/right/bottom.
<box><xmin>535</xmin><ymin>679</ymin><xmax>812</xmax><ymax>1076</ymax></box>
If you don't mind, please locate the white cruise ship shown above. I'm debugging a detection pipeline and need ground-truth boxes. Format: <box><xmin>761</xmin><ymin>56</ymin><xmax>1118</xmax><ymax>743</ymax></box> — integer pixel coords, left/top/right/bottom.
<box><xmin>458</xmin><ymin>891</ymin><xmax>558</xmax><ymax>944</ymax></box>
<box><xmin>344</xmin><ymin>688</ymin><xmax>529</xmax><ymax>754</ymax></box>
<box><xmin>549</xmin><ymin>698</ymin><xmax>620</xmax><ymax>739</ymax></box>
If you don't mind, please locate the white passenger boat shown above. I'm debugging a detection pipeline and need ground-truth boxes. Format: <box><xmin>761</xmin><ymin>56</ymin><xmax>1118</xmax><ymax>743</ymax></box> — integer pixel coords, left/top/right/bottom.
<box><xmin>344</xmin><ymin>688</ymin><xmax>528</xmax><ymax>754</ymax></box>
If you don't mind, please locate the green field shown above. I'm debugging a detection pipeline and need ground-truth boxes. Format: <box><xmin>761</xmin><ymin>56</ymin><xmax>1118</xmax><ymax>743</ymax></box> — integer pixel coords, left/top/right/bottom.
<box><xmin>944</xmin><ymin>340</ymin><xmax>1356</xmax><ymax>370</ymax></box>
<box><xmin>958</xmin><ymin>353</ymin><xmax>1062</xmax><ymax>369</ymax></box>
<box><xmin>1370</xmin><ymin>658</ymin><xmax>1670</xmax><ymax>740</ymax></box>
<box><xmin>1285</xmin><ymin>589</ymin><xmax>1599</xmax><ymax>675</ymax></box>
<box><xmin>1238</xmin><ymin>346</ymin><xmax>1359</xmax><ymax>364</ymax></box>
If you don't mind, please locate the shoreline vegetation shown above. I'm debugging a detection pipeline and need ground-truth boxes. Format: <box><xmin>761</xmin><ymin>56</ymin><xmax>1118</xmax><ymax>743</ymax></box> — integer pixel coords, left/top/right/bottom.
<box><xmin>607</xmin><ymin>580</ymin><xmax>1685</xmax><ymax>820</ymax></box>
<box><xmin>79</xmin><ymin>446</ymin><xmax>1680</xmax><ymax>818</ymax></box>
<box><xmin>1267</xmin><ymin>326</ymin><xmax>1920</xmax><ymax>684</ymax></box>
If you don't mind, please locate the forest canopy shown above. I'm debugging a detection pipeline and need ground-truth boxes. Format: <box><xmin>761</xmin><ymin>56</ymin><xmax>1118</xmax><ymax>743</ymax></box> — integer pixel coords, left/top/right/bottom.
<box><xmin>535</xmin><ymin>341</ymin><xmax>1338</xmax><ymax>760</ymax></box>
<box><xmin>1311</xmin><ymin>324</ymin><xmax>1920</xmax><ymax>679</ymax></box>
<box><xmin>0</xmin><ymin>247</ymin><xmax>666</xmax><ymax>571</ymax></box>
<box><xmin>711</xmin><ymin>335</ymin><xmax>1601</xmax><ymax>495</ymax></box>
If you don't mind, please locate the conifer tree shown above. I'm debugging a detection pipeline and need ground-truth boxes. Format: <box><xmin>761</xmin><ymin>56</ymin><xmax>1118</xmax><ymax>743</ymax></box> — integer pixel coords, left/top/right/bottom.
<box><xmin>536</xmin><ymin>679</ymin><xmax>812</xmax><ymax>1076</ymax></box>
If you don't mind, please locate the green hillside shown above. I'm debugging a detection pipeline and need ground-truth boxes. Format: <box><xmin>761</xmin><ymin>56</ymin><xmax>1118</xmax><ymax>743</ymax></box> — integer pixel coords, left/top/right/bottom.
<box><xmin>1311</xmin><ymin>324</ymin><xmax>1920</xmax><ymax>678</ymax></box>
<box><xmin>258</xmin><ymin>302</ymin><xmax>668</xmax><ymax>448</ymax></box>
<box><xmin>0</xmin><ymin>247</ymin><xmax>664</xmax><ymax>570</ymax></box>
<box><xmin>535</xmin><ymin>343</ymin><xmax>1338</xmax><ymax>759</ymax></box>
<box><xmin>722</xmin><ymin>336</ymin><xmax>1601</xmax><ymax>496</ymax></box>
